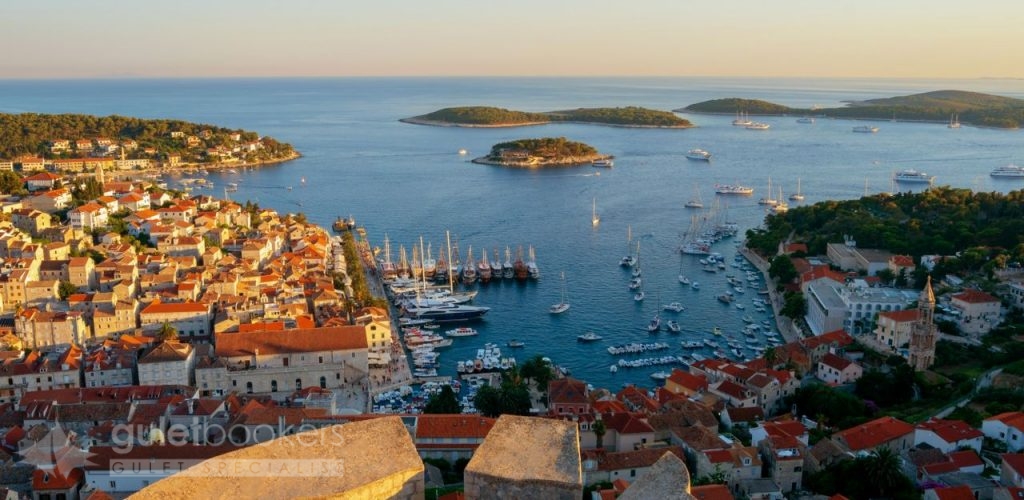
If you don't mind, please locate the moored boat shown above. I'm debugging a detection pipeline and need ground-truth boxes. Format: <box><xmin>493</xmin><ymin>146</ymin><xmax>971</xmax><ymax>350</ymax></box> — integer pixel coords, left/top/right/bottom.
<box><xmin>893</xmin><ymin>169</ymin><xmax>936</xmax><ymax>184</ymax></box>
<box><xmin>990</xmin><ymin>164</ymin><xmax>1024</xmax><ymax>178</ymax></box>
<box><xmin>577</xmin><ymin>332</ymin><xmax>603</xmax><ymax>342</ymax></box>
<box><xmin>853</xmin><ymin>125</ymin><xmax>879</xmax><ymax>133</ymax></box>
<box><xmin>686</xmin><ymin>148</ymin><xmax>712</xmax><ymax>161</ymax></box>
<box><xmin>715</xmin><ymin>184</ymin><xmax>754</xmax><ymax>195</ymax></box>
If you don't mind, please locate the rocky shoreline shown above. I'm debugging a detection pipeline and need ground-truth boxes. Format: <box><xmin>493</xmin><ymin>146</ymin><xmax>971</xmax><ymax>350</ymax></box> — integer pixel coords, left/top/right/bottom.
<box><xmin>401</xmin><ymin>117</ymin><xmax>692</xmax><ymax>129</ymax></box>
<box><xmin>470</xmin><ymin>154</ymin><xmax>607</xmax><ymax>168</ymax></box>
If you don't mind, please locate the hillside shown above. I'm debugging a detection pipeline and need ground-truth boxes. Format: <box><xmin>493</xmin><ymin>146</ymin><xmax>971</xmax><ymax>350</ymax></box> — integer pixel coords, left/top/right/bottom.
<box><xmin>402</xmin><ymin>106</ymin><xmax>691</xmax><ymax>128</ymax></box>
<box><xmin>679</xmin><ymin>90</ymin><xmax>1024</xmax><ymax>128</ymax></box>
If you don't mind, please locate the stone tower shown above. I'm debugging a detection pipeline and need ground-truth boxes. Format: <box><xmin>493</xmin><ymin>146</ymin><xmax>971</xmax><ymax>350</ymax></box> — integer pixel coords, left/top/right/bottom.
<box><xmin>909</xmin><ymin>276</ymin><xmax>937</xmax><ymax>371</ymax></box>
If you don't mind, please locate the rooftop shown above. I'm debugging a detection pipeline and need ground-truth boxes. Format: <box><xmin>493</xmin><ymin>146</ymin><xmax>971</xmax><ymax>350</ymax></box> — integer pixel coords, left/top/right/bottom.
<box><xmin>465</xmin><ymin>415</ymin><xmax>580</xmax><ymax>486</ymax></box>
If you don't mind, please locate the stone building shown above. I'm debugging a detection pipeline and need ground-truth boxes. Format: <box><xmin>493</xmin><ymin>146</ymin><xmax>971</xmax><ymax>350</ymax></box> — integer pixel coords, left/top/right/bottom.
<box><xmin>909</xmin><ymin>277</ymin><xmax>938</xmax><ymax>372</ymax></box>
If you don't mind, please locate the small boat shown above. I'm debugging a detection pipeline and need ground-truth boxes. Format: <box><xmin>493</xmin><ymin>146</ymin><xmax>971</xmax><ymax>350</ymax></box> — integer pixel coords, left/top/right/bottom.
<box><xmin>948</xmin><ymin>113</ymin><xmax>961</xmax><ymax>129</ymax></box>
<box><xmin>796</xmin><ymin>116</ymin><xmax>815</xmax><ymax>124</ymax></box>
<box><xmin>684</xmin><ymin>199</ymin><xmax>704</xmax><ymax>209</ymax></box>
<box><xmin>591</xmin><ymin>198</ymin><xmax>600</xmax><ymax>227</ymax></box>
<box><xmin>663</xmin><ymin>302</ymin><xmax>685</xmax><ymax>313</ymax></box>
<box><xmin>507</xmin><ymin>340</ymin><xmax>525</xmax><ymax>348</ymax></box>
<box><xmin>629</xmin><ymin>277</ymin><xmax>642</xmax><ymax>290</ymax></box>
<box><xmin>646</xmin><ymin>314</ymin><xmax>661</xmax><ymax>332</ymax></box>
<box><xmin>894</xmin><ymin>169</ymin><xmax>936</xmax><ymax>184</ymax></box>
<box><xmin>458</xmin><ymin>148</ymin><xmax>468</xmax><ymax>155</ymax></box>
<box><xmin>550</xmin><ymin>272</ymin><xmax>570</xmax><ymax>314</ymax></box>
<box><xmin>445</xmin><ymin>327</ymin><xmax>479</xmax><ymax>337</ymax></box>
<box><xmin>711</xmin><ymin>327</ymin><xmax>723</xmax><ymax>336</ymax></box>
<box><xmin>577</xmin><ymin>332</ymin><xmax>603</xmax><ymax>342</ymax></box>
<box><xmin>691</xmin><ymin>281</ymin><xmax>700</xmax><ymax>290</ymax></box>
<box><xmin>745</xmin><ymin>122</ymin><xmax>770</xmax><ymax>130</ymax></box>
<box><xmin>991</xmin><ymin>164</ymin><xmax>1024</xmax><ymax>178</ymax></box>
<box><xmin>678</xmin><ymin>275</ymin><xmax>690</xmax><ymax>285</ymax></box>
<box><xmin>789</xmin><ymin>178</ymin><xmax>805</xmax><ymax>201</ymax></box>
<box><xmin>609</xmin><ymin>365</ymin><xmax>618</xmax><ymax>373</ymax></box>
<box><xmin>592</xmin><ymin>158</ymin><xmax>614</xmax><ymax>168</ymax></box>
<box><xmin>634</xmin><ymin>290</ymin><xmax>646</xmax><ymax>302</ymax></box>
<box><xmin>735</xmin><ymin>303</ymin><xmax>746</xmax><ymax>310</ymax></box>
<box><xmin>650</xmin><ymin>371</ymin><xmax>671</xmax><ymax>381</ymax></box>
<box><xmin>686</xmin><ymin>149</ymin><xmax>712</xmax><ymax>161</ymax></box>
<box><xmin>667</xmin><ymin>320</ymin><xmax>681</xmax><ymax>333</ymax></box>
<box><xmin>853</xmin><ymin>125</ymin><xmax>879</xmax><ymax>133</ymax></box>
<box><xmin>682</xmin><ymin>341</ymin><xmax>703</xmax><ymax>349</ymax></box>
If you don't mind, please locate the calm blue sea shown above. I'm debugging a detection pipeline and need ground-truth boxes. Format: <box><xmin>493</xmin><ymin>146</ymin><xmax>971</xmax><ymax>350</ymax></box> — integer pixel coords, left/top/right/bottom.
<box><xmin>2</xmin><ymin>77</ymin><xmax>1022</xmax><ymax>390</ymax></box>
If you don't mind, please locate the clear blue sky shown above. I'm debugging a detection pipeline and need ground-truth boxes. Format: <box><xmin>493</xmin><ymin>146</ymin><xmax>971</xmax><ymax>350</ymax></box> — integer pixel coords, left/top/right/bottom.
<box><xmin>2</xmin><ymin>0</ymin><xmax>1021</xmax><ymax>79</ymax></box>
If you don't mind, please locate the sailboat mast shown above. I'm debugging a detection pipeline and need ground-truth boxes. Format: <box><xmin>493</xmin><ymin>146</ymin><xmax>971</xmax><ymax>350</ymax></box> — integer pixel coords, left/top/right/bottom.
<box><xmin>446</xmin><ymin>231</ymin><xmax>454</xmax><ymax>293</ymax></box>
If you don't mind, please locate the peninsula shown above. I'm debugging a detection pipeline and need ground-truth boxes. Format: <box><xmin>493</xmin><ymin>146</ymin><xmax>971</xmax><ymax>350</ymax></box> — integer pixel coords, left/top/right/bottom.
<box><xmin>0</xmin><ymin>112</ymin><xmax>298</xmax><ymax>173</ymax></box>
<box><xmin>471</xmin><ymin>137</ymin><xmax>605</xmax><ymax>168</ymax></box>
<box><xmin>401</xmin><ymin>106</ymin><xmax>692</xmax><ymax>128</ymax></box>
<box><xmin>678</xmin><ymin>90</ymin><xmax>1024</xmax><ymax>129</ymax></box>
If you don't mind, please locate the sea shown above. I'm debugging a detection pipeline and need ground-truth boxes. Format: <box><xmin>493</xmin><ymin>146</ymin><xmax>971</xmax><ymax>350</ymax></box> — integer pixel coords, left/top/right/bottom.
<box><xmin>1</xmin><ymin>77</ymin><xmax>1022</xmax><ymax>392</ymax></box>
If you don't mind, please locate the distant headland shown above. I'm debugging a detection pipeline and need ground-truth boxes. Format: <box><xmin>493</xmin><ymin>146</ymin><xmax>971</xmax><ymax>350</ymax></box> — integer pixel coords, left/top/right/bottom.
<box><xmin>678</xmin><ymin>90</ymin><xmax>1024</xmax><ymax>129</ymax></box>
<box><xmin>471</xmin><ymin>137</ymin><xmax>607</xmax><ymax>168</ymax></box>
<box><xmin>401</xmin><ymin>106</ymin><xmax>693</xmax><ymax>128</ymax></box>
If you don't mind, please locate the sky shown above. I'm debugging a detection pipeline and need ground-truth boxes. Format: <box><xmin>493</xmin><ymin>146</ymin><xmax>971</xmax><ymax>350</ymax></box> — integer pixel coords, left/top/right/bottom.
<box><xmin>2</xmin><ymin>0</ymin><xmax>1022</xmax><ymax>79</ymax></box>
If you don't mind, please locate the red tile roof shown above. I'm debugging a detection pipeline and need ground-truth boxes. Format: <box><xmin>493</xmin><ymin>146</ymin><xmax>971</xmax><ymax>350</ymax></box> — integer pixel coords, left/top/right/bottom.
<box><xmin>691</xmin><ymin>484</ymin><xmax>735</xmax><ymax>500</ymax></box>
<box><xmin>916</xmin><ymin>419</ymin><xmax>983</xmax><ymax>443</ymax></box>
<box><xmin>802</xmin><ymin>330</ymin><xmax>854</xmax><ymax>350</ymax></box>
<box><xmin>415</xmin><ymin>415</ymin><xmax>495</xmax><ymax>439</ymax></box>
<box><xmin>820</xmin><ymin>352</ymin><xmax>854</xmax><ymax>371</ymax></box>
<box><xmin>1001</xmin><ymin>453</ymin><xmax>1024</xmax><ymax>477</ymax></box>
<box><xmin>215</xmin><ymin>326</ymin><xmax>368</xmax><ymax>357</ymax></box>
<box><xmin>929</xmin><ymin>485</ymin><xmax>976</xmax><ymax>500</ymax></box>
<box><xmin>548</xmin><ymin>377</ymin><xmax>589</xmax><ymax>406</ymax></box>
<box><xmin>141</xmin><ymin>300</ymin><xmax>209</xmax><ymax>315</ymax></box>
<box><xmin>952</xmin><ymin>289</ymin><xmax>999</xmax><ymax>304</ymax></box>
<box><xmin>834</xmin><ymin>416</ymin><xmax>914</xmax><ymax>451</ymax></box>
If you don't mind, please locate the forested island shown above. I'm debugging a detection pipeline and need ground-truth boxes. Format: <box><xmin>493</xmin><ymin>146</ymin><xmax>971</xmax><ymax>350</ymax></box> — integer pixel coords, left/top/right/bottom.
<box><xmin>471</xmin><ymin>137</ymin><xmax>605</xmax><ymax>168</ymax></box>
<box><xmin>0</xmin><ymin>113</ymin><xmax>297</xmax><ymax>166</ymax></box>
<box><xmin>680</xmin><ymin>90</ymin><xmax>1024</xmax><ymax>129</ymax></box>
<box><xmin>402</xmin><ymin>106</ymin><xmax>692</xmax><ymax>128</ymax></box>
<box><xmin>745</xmin><ymin>187</ymin><xmax>1024</xmax><ymax>282</ymax></box>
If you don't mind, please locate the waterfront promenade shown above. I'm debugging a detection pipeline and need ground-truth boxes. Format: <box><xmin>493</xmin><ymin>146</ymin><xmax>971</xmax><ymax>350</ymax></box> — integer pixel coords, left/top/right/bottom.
<box><xmin>738</xmin><ymin>246</ymin><xmax>803</xmax><ymax>344</ymax></box>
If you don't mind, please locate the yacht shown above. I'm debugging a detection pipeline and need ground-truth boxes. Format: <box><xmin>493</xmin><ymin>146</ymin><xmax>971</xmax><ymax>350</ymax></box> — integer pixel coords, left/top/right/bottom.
<box><xmin>894</xmin><ymin>169</ymin><xmax>936</xmax><ymax>184</ymax></box>
<box><xmin>745</xmin><ymin>122</ymin><xmax>770</xmax><ymax>130</ymax></box>
<box><xmin>646</xmin><ymin>314</ymin><xmax>661</xmax><ymax>332</ymax></box>
<box><xmin>789</xmin><ymin>178</ymin><xmax>805</xmax><ymax>201</ymax></box>
<box><xmin>577</xmin><ymin>332</ymin><xmax>603</xmax><ymax>342</ymax></box>
<box><xmin>592</xmin><ymin>158</ymin><xmax>614</xmax><ymax>168</ymax></box>
<box><xmin>853</xmin><ymin>125</ymin><xmax>879</xmax><ymax>133</ymax></box>
<box><xmin>507</xmin><ymin>339</ymin><xmax>525</xmax><ymax>348</ymax></box>
<box><xmin>714</xmin><ymin>184</ymin><xmax>754</xmax><ymax>195</ymax></box>
<box><xmin>948</xmin><ymin>113</ymin><xmax>961</xmax><ymax>129</ymax></box>
<box><xmin>686</xmin><ymin>149</ymin><xmax>712</xmax><ymax>161</ymax></box>
<box><xmin>666</xmin><ymin>320</ymin><xmax>681</xmax><ymax>333</ymax></box>
<box><xmin>758</xmin><ymin>177</ymin><xmax>778</xmax><ymax>206</ymax></box>
<box><xmin>684</xmin><ymin>199</ymin><xmax>704</xmax><ymax>209</ymax></box>
<box><xmin>404</xmin><ymin>303</ymin><xmax>490</xmax><ymax>323</ymax></box>
<box><xmin>444</xmin><ymin>327</ymin><xmax>479</xmax><ymax>337</ymax></box>
<box><xmin>990</xmin><ymin>164</ymin><xmax>1024</xmax><ymax>178</ymax></box>
<box><xmin>662</xmin><ymin>302</ymin><xmax>685</xmax><ymax>313</ymax></box>
<box><xmin>732</xmin><ymin>111</ymin><xmax>753</xmax><ymax>126</ymax></box>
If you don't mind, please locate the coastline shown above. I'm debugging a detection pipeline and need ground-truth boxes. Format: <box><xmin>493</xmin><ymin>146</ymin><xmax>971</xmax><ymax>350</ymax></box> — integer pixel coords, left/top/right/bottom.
<box><xmin>470</xmin><ymin>155</ymin><xmax>605</xmax><ymax>168</ymax></box>
<box><xmin>400</xmin><ymin>116</ymin><xmax>693</xmax><ymax>129</ymax></box>
<box><xmin>106</xmin><ymin>151</ymin><xmax>302</xmax><ymax>181</ymax></box>
<box><xmin>676</xmin><ymin>109</ymin><xmax>1019</xmax><ymax>129</ymax></box>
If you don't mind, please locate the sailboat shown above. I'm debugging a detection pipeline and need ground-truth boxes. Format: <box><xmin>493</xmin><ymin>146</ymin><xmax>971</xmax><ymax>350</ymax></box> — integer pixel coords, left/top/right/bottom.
<box><xmin>591</xmin><ymin>198</ymin><xmax>600</xmax><ymax>227</ymax></box>
<box><xmin>758</xmin><ymin>176</ymin><xmax>778</xmax><ymax>206</ymax></box>
<box><xmin>549</xmin><ymin>272</ymin><xmax>570</xmax><ymax>314</ymax></box>
<box><xmin>948</xmin><ymin>113</ymin><xmax>961</xmax><ymax>129</ymax></box>
<box><xmin>631</xmin><ymin>240</ymin><xmax>642</xmax><ymax>278</ymax></box>
<box><xmin>678</xmin><ymin>253</ymin><xmax>690</xmax><ymax>285</ymax></box>
<box><xmin>732</xmin><ymin>111</ymin><xmax>753</xmax><ymax>127</ymax></box>
<box><xmin>619</xmin><ymin>226</ymin><xmax>636</xmax><ymax>267</ymax></box>
<box><xmin>789</xmin><ymin>178</ymin><xmax>805</xmax><ymax>201</ymax></box>
<box><xmin>771</xmin><ymin>186</ymin><xmax>789</xmax><ymax>214</ymax></box>
<box><xmin>633</xmin><ymin>242</ymin><xmax>645</xmax><ymax>302</ymax></box>
<box><xmin>685</xmin><ymin>185</ymin><xmax>704</xmax><ymax>209</ymax></box>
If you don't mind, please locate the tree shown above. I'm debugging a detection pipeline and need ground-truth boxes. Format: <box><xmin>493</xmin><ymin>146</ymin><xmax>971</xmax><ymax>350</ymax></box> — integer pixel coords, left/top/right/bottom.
<box><xmin>519</xmin><ymin>355</ymin><xmax>554</xmax><ymax>392</ymax></box>
<box><xmin>769</xmin><ymin>254</ymin><xmax>798</xmax><ymax>285</ymax></box>
<box><xmin>473</xmin><ymin>385</ymin><xmax>502</xmax><ymax>418</ymax></box>
<box><xmin>865</xmin><ymin>447</ymin><xmax>904</xmax><ymax>498</ymax></box>
<box><xmin>764</xmin><ymin>346</ymin><xmax>779</xmax><ymax>368</ymax></box>
<box><xmin>157</xmin><ymin>322</ymin><xmax>178</xmax><ymax>342</ymax></box>
<box><xmin>57</xmin><ymin>281</ymin><xmax>78</xmax><ymax>301</ymax></box>
<box><xmin>781</xmin><ymin>291</ymin><xmax>807</xmax><ymax>319</ymax></box>
<box><xmin>593</xmin><ymin>419</ymin><xmax>606</xmax><ymax>449</ymax></box>
<box><xmin>0</xmin><ymin>171</ymin><xmax>24</xmax><ymax>195</ymax></box>
<box><xmin>423</xmin><ymin>385</ymin><xmax>460</xmax><ymax>414</ymax></box>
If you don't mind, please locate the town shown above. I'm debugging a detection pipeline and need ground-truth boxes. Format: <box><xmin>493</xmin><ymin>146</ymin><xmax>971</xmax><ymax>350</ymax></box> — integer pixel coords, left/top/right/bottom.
<box><xmin>0</xmin><ymin>137</ymin><xmax>1024</xmax><ymax>500</ymax></box>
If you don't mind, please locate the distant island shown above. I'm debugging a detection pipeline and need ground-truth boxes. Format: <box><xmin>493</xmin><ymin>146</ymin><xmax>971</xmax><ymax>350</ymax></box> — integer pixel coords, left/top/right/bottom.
<box><xmin>471</xmin><ymin>137</ymin><xmax>606</xmax><ymax>168</ymax></box>
<box><xmin>401</xmin><ymin>106</ymin><xmax>692</xmax><ymax>128</ymax></box>
<box><xmin>679</xmin><ymin>90</ymin><xmax>1024</xmax><ymax>129</ymax></box>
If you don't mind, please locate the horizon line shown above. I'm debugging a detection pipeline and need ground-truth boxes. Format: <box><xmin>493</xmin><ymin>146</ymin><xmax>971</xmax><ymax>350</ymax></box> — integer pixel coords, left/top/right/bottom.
<box><xmin>0</xmin><ymin>75</ymin><xmax>1021</xmax><ymax>82</ymax></box>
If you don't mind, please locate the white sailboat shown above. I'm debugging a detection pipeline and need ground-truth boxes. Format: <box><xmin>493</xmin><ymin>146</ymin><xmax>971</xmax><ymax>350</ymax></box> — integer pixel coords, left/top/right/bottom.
<box><xmin>789</xmin><ymin>177</ymin><xmax>805</xmax><ymax>201</ymax></box>
<box><xmin>948</xmin><ymin>113</ymin><xmax>961</xmax><ymax>129</ymax></box>
<box><xmin>685</xmin><ymin>185</ymin><xmax>704</xmax><ymax>209</ymax></box>
<box><xmin>550</xmin><ymin>272</ymin><xmax>570</xmax><ymax>314</ymax></box>
<box><xmin>591</xmin><ymin>198</ymin><xmax>600</xmax><ymax>227</ymax></box>
<box><xmin>633</xmin><ymin>241</ymin><xmax>645</xmax><ymax>301</ymax></box>
<box><xmin>758</xmin><ymin>176</ymin><xmax>778</xmax><ymax>206</ymax></box>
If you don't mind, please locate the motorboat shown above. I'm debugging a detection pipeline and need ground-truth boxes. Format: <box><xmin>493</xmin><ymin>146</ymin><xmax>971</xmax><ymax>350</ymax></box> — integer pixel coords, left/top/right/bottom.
<box><xmin>853</xmin><ymin>125</ymin><xmax>879</xmax><ymax>133</ymax></box>
<box><xmin>684</xmin><ymin>200</ymin><xmax>704</xmax><ymax>209</ymax></box>
<box><xmin>666</xmin><ymin>320</ymin><xmax>681</xmax><ymax>333</ymax></box>
<box><xmin>507</xmin><ymin>339</ymin><xmax>525</xmax><ymax>348</ymax></box>
<box><xmin>445</xmin><ymin>327</ymin><xmax>479</xmax><ymax>337</ymax></box>
<box><xmin>650</xmin><ymin>371</ymin><xmax>671</xmax><ymax>381</ymax></box>
<box><xmin>404</xmin><ymin>303</ymin><xmax>490</xmax><ymax>323</ymax></box>
<box><xmin>592</xmin><ymin>158</ymin><xmax>614</xmax><ymax>168</ymax></box>
<box><xmin>990</xmin><ymin>164</ymin><xmax>1024</xmax><ymax>178</ymax></box>
<box><xmin>745</xmin><ymin>122</ymin><xmax>770</xmax><ymax>130</ymax></box>
<box><xmin>686</xmin><ymin>148</ymin><xmax>712</xmax><ymax>161</ymax></box>
<box><xmin>682</xmin><ymin>341</ymin><xmax>703</xmax><ymax>349</ymax></box>
<box><xmin>663</xmin><ymin>302</ymin><xmax>685</xmax><ymax>313</ymax></box>
<box><xmin>577</xmin><ymin>332</ymin><xmax>603</xmax><ymax>342</ymax></box>
<box><xmin>634</xmin><ymin>290</ymin><xmax>646</xmax><ymax>302</ymax></box>
<box><xmin>893</xmin><ymin>169</ymin><xmax>936</xmax><ymax>184</ymax></box>
<box><xmin>646</xmin><ymin>314</ymin><xmax>661</xmax><ymax>332</ymax></box>
<box><xmin>796</xmin><ymin>116</ymin><xmax>815</xmax><ymax>124</ymax></box>
<box><xmin>715</xmin><ymin>184</ymin><xmax>754</xmax><ymax>195</ymax></box>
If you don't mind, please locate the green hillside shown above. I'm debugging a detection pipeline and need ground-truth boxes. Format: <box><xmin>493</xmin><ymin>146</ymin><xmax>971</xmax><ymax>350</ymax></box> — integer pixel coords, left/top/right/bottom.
<box><xmin>403</xmin><ymin>106</ymin><xmax>690</xmax><ymax>128</ymax></box>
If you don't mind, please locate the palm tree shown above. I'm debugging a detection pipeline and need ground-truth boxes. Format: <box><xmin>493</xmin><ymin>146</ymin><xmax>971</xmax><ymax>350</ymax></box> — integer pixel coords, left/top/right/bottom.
<box><xmin>157</xmin><ymin>322</ymin><xmax>178</xmax><ymax>342</ymax></box>
<box><xmin>764</xmin><ymin>346</ymin><xmax>778</xmax><ymax>368</ymax></box>
<box><xmin>865</xmin><ymin>447</ymin><xmax>903</xmax><ymax>498</ymax></box>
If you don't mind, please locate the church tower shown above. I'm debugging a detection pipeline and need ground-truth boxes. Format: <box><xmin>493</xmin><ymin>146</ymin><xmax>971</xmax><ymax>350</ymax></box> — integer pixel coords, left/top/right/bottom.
<box><xmin>909</xmin><ymin>276</ymin><xmax>937</xmax><ymax>371</ymax></box>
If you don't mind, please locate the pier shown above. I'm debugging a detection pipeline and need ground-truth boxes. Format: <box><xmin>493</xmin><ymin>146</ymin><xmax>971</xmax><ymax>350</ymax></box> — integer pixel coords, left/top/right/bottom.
<box><xmin>738</xmin><ymin>245</ymin><xmax>804</xmax><ymax>344</ymax></box>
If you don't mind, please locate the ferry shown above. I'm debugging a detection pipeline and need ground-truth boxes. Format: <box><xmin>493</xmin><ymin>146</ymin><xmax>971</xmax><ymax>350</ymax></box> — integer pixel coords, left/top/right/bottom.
<box><xmin>853</xmin><ymin>125</ymin><xmax>879</xmax><ymax>133</ymax></box>
<box><xmin>686</xmin><ymin>149</ymin><xmax>712</xmax><ymax>161</ymax></box>
<box><xmin>990</xmin><ymin>164</ymin><xmax>1024</xmax><ymax>178</ymax></box>
<box><xmin>893</xmin><ymin>169</ymin><xmax>936</xmax><ymax>184</ymax></box>
<box><xmin>714</xmin><ymin>184</ymin><xmax>754</xmax><ymax>195</ymax></box>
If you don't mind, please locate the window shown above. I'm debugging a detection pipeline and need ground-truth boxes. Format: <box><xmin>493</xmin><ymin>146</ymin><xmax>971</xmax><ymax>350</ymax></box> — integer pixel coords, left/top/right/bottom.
<box><xmin>246</xmin><ymin>382</ymin><xmax>253</xmax><ymax>394</ymax></box>
<box><xmin>296</xmin><ymin>379</ymin><xmax>302</xmax><ymax>390</ymax></box>
<box><xmin>630</xmin><ymin>469</ymin><xmax>636</xmax><ymax>477</ymax></box>
<box><xmin>271</xmin><ymin>380</ymin><xmax>278</xmax><ymax>392</ymax></box>
<box><xmin>318</xmin><ymin>356</ymin><xmax>324</xmax><ymax>364</ymax></box>
<box><xmin>319</xmin><ymin>376</ymin><xmax>327</xmax><ymax>389</ymax></box>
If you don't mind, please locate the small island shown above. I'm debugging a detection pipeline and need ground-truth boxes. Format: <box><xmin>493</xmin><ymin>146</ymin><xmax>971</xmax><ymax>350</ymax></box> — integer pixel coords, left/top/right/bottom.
<box><xmin>402</xmin><ymin>106</ymin><xmax>692</xmax><ymax>128</ymax></box>
<box><xmin>678</xmin><ymin>90</ymin><xmax>1024</xmax><ymax>129</ymax></box>
<box><xmin>471</xmin><ymin>137</ymin><xmax>607</xmax><ymax>168</ymax></box>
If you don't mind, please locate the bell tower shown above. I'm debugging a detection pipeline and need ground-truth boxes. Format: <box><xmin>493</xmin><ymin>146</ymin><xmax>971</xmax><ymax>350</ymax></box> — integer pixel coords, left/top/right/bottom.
<box><xmin>908</xmin><ymin>276</ymin><xmax>937</xmax><ymax>371</ymax></box>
